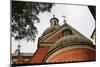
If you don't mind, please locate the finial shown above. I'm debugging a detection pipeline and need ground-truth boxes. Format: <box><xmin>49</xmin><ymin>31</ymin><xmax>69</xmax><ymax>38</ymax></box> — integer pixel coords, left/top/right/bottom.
<box><xmin>17</xmin><ymin>45</ymin><xmax>21</xmax><ymax>49</ymax></box>
<box><xmin>62</xmin><ymin>15</ymin><xmax>67</xmax><ymax>23</ymax></box>
<box><xmin>53</xmin><ymin>14</ymin><xmax>55</xmax><ymax>18</ymax></box>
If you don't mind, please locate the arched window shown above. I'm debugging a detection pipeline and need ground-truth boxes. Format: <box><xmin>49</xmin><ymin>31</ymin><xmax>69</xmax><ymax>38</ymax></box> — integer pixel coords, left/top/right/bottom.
<box><xmin>63</xmin><ymin>28</ymin><xmax>72</xmax><ymax>36</ymax></box>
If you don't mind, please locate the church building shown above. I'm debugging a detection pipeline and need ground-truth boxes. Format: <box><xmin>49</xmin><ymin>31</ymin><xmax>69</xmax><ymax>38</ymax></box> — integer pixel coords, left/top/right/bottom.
<box><xmin>12</xmin><ymin>15</ymin><xmax>96</xmax><ymax>65</ymax></box>
<box><xmin>29</xmin><ymin>15</ymin><xmax>96</xmax><ymax>64</ymax></box>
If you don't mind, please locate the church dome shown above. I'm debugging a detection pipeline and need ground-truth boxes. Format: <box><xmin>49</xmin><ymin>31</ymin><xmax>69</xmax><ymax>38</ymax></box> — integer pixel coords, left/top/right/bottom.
<box><xmin>55</xmin><ymin>35</ymin><xmax>92</xmax><ymax>46</ymax></box>
<box><xmin>50</xmin><ymin>16</ymin><xmax>59</xmax><ymax>23</ymax></box>
<box><xmin>42</xmin><ymin>15</ymin><xmax>60</xmax><ymax>36</ymax></box>
<box><xmin>49</xmin><ymin>35</ymin><xmax>92</xmax><ymax>51</ymax></box>
<box><xmin>42</xmin><ymin>26</ymin><xmax>59</xmax><ymax>36</ymax></box>
<box><xmin>42</xmin><ymin>27</ymin><xmax>55</xmax><ymax>35</ymax></box>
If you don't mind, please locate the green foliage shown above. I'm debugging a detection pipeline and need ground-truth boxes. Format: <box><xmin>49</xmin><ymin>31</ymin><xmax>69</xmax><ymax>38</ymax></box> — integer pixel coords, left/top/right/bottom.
<box><xmin>11</xmin><ymin>1</ymin><xmax>54</xmax><ymax>41</ymax></box>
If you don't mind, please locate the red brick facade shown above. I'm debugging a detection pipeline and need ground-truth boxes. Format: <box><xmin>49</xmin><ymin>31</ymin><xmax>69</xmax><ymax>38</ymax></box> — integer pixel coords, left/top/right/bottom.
<box><xmin>29</xmin><ymin>46</ymin><xmax>51</xmax><ymax>64</ymax></box>
<box><xmin>12</xmin><ymin>16</ymin><xmax>96</xmax><ymax>65</ymax></box>
<box><xmin>46</xmin><ymin>48</ymin><xmax>96</xmax><ymax>63</ymax></box>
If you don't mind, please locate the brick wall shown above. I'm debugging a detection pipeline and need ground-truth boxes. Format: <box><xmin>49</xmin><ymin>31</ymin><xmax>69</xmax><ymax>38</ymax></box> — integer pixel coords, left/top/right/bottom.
<box><xmin>46</xmin><ymin>48</ymin><xmax>96</xmax><ymax>63</ymax></box>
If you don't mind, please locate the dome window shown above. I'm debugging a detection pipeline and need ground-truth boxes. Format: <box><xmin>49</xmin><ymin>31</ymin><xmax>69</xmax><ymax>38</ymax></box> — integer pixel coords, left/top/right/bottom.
<box><xmin>63</xmin><ymin>28</ymin><xmax>72</xmax><ymax>36</ymax></box>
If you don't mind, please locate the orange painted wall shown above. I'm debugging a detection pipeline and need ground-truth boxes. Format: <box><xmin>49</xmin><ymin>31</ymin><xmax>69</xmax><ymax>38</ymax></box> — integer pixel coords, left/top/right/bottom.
<box><xmin>47</xmin><ymin>48</ymin><xmax>96</xmax><ymax>63</ymax></box>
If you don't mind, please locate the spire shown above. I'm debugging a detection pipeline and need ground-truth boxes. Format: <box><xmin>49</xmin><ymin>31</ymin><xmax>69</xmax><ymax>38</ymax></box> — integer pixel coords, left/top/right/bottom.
<box><xmin>17</xmin><ymin>44</ymin><xmax>22</xmax><ymax>61</ymax></box>
<box><xmin>17</xmin><ymin>44</ymin><xmax>21</xmax><ymax>50</ymax></box>
<box><xmin>17</xmin><ymin>44</ymin><xmax>21</xmax><ymax>55</ymax></box>
<box><xmin>62</xmin><ymin>15</ymin><xmax>67</xmax><ymax>23</ymax></box>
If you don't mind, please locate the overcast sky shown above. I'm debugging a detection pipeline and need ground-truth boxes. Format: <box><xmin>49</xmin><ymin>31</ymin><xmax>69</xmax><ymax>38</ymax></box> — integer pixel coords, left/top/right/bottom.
<box><xmin>11</xmin><ymin>3</ymin><xmax>95</xmax><ymax>53</ymax></box>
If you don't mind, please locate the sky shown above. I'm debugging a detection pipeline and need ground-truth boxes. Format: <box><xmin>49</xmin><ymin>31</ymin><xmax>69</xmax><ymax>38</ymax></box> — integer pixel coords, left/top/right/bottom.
<box><xmin>11</xmin><ymin>3</ymin><xmax>95</xmax><ymax>53</ymax></box>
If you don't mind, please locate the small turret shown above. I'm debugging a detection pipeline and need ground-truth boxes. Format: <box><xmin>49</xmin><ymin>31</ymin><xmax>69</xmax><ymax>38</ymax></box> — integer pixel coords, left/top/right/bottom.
<box><xmin>50</xmin><ymin>15</ymin><xmax>59</xmax><ymax>28</ymax></box>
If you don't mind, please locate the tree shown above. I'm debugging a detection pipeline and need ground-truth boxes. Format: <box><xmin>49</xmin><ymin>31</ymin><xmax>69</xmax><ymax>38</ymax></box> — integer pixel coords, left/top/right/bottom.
<box><xmin>11</xmin><ymin>1</ymin><xmax>54</xmax><ymax>41</ymax></box>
